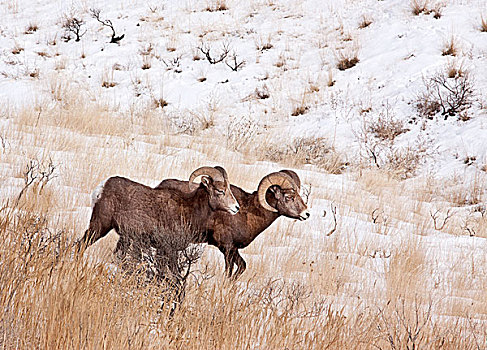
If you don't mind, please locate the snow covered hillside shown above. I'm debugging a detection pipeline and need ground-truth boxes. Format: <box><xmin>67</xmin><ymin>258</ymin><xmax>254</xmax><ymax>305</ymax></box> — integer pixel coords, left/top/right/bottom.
<box><xmin>1</xmin><ymin>0</ymin><xmax>486</xmax><ymax>177</ymax></box>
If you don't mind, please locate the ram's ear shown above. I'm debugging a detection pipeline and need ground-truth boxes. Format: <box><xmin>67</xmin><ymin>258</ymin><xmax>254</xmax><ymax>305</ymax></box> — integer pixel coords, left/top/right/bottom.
<box><xmin>200</xmin><ymin>176</ymin><xmax>212</xmax><ymax>190</ymax></box>
<box><xmin>268</xmin><ymin>185</ymin><xmax>282</xmax><ymax>199</ymax></box>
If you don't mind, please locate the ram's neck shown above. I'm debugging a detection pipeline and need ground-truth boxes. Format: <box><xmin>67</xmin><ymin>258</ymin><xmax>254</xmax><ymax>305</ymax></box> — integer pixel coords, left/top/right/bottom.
<box><xmin>183</xmin><ymin>187</ymin><xmax>211</xmax><ymax>231</ymax></box>
<box><xmin>231</xmin><ymin>192</ymin><xmax>280</xmax><ymax>248</ymax></box>
<box><xmin>252</xmin><ymin>192</ymin><xmax>280</xmax><ymax>231</ymax></box>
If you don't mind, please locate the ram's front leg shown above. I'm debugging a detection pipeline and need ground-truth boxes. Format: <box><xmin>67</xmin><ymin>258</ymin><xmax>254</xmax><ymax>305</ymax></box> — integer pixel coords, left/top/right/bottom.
<box><xmin>219</xmin><ymin>247</ymin><xmax>235</xmax><ymax>278</ymax></box>
<box><xmin>232</xmin><ymin>250</ymin><xmax>246</xmax><ymax>280</ymax></box>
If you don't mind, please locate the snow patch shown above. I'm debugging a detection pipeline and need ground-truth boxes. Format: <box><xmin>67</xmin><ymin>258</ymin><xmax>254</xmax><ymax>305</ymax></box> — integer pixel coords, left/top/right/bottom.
<box><xmin>91</xmin><ymin>178</ymin><xmax>108</xmax><ymax>209</ymax></box>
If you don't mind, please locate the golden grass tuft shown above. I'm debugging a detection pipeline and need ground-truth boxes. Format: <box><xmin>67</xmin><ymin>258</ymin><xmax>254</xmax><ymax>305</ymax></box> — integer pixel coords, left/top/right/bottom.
<box><xmin>442</xmin><ymin>35</ymin><xmax>460</xmax><ymax>56</ymax></box>
<box><xmin>358</xmin><ymin>15</ymin><xmax>373</xmax><ymax>29</ymax></box>
<box><xmin>336</xmin><ymin>46</ymin><xmax>360</xmax><ymax>71</ymax></box>
<box><xmin>411</xmin><ymin>0</ymin><xmax>429</xmax><ymax>15</ymax></box>
<box><xmin>481</xmin><ymin>15</ymin><xmax>487</xmax><ymax>32</ymax></box>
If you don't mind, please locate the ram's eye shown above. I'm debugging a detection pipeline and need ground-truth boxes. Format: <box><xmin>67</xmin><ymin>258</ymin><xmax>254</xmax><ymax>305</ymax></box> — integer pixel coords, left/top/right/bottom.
<box><xmin>285</xmin><ymin>195</ymin><xmax>294</xmax><ymax>202</ymax></box>
<box><xmin>216</xmin><ymin>190</ymin><xmax>225</xmax><ymax>196</ymax></box>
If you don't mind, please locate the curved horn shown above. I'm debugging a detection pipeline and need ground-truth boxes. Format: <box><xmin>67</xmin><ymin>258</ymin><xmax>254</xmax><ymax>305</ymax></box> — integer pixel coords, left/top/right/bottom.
<box><xmin>213</xmin><ymin>166</ymin><xmax>229</xmax><ymax>184</ymax></box>
<box><xmin>189</xmin><ymin>166</ymin><xmax>225</xmax><ymax>190</ymax></box>
<box><xmin>279</xmin><ymin>170</ymin><xmax>301</xmax><ymax>191</ymax></box>
<box><xmin>257</xmin><ymin>172</ymin><xmax>297</xmax><ymax>212</ymax></box>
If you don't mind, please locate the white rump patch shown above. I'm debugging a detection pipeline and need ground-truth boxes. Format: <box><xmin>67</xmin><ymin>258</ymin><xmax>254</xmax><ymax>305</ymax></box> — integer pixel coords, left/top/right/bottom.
<box><xmin>91</xmin><ymin>178</ymin><xmax>108</xmax><ymax>209</ymax></box>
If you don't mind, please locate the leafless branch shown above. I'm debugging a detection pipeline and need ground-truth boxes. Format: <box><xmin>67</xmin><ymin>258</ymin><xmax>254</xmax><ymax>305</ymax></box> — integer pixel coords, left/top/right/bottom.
<box><xmin>17</xmin><ymin>160</ymin><xmax>38</xmax><ymax>202</ymax></box>
<box><xmin>430</xmin><ymin>208</ymin><xmax>454</xmax><ymax>230</ymax></box>
<box><xmin>371</xmin><ymin>208</ymin><xmax>381</xmax><ymax>223</ymax></box>
<box><xmin>198</xmin><ymin>42</ymin><xmax>230</xmax><ymax>64</ymax></box>
<box><xmin>16</xmin><ymin>158</ymin><xmax>58</xmax><ymax>202</ymax></box>
<box><xmin>0</xmin><ymin>134</ymin><xmax>8</xmax><ymax>152</ymax></box>
<box><xmin>301</xmin><ymin>184</ymin><xmax>312</xmax><ymax>205</ymax></box>
<box><xmin>38</xmin><ymin>157</ymin><xmax>57</xmax><ymax>193</ymax></box>
<box><xmin>369</xmin><ymin>250</ymin><xmax>391</xmax><ymax>258</ymax></box>
<box><xmin>462</xmin><ymin>217</ymin><xmax>477</xmax><ymax>237</ymax></box>
<box><xmin>225</xmin><ymin>53</ymin><xmax>245</xmax><ymax>71</ymax></box>
<box><xmin>90</xmin><ymin>8</ymin><xmax>124</xmax><ymax>43</ymax></box>
<box><xmin>323</xmin><ymin>203</ymin><xmax>337</xmax><ymax>236</ymax></box>
<box><xmin>162</xmin><ymin>55</ymin><xmax>182</xmax><ymax>73</ymax></box>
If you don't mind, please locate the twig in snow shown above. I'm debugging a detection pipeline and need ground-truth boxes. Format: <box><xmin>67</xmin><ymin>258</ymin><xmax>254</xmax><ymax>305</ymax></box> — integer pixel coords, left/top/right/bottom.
<box><xmin>323</xmin><ymin>203</ymin><xmax>337</xmax><ymax>236</ymax></box>
<box><xmin>430</xmin><ymin>208</ymin><xmax>454</xmax><ymax>230</ymax></box>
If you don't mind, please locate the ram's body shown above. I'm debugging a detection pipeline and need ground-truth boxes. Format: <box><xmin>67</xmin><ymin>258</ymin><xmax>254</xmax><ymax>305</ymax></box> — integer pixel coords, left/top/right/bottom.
<box><xmin>155</xmin><ymin>170</ymin><xmax>310</xmax><ymax>278</ymax></box>
<box><xmin>78</xmin><ymin>167</ymin><xmax>239</xmax><ymax>262</ymax></box>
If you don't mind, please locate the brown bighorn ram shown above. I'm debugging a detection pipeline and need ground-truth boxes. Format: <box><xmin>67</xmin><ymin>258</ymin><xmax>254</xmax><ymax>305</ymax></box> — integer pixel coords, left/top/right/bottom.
<box><xmin>78</xmin><ymin>167</ymin><xmax>239</xmax><ymax>262</ymax></box>
<box><xmin>155</xmin><ymin>169</ymin><xmax>310</xmax><ymax>279</ymax></box>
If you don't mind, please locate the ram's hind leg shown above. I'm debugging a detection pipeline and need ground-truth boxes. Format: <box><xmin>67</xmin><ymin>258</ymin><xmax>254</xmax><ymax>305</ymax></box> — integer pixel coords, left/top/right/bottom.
<box><xmin>77</xmin><ymin>214</ymin><xmax>113</xmax><ymax>253</ymax></box>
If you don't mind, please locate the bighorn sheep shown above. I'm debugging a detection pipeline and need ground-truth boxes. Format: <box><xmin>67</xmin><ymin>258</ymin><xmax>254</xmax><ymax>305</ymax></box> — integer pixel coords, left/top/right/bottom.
<box><xmin>155</xmin><ymin>169</ymin><xmax>310</xmax><ymax>279</ymax></box>
<box><xmin>78</xmin><ymin>167</ymin><xmax>239</xmax><ymax>263</ymax></box>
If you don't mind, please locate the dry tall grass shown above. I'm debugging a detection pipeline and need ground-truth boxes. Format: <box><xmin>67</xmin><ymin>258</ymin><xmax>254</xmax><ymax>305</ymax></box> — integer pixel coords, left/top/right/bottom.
<box><xmin>1</xmin><ymin>194</ymin><xmax>486</xmax><ymax>349</ymax></box>
<box><xmin>1</xmin><ymin>80</ymin><xmax>487</xmax><ymax>348</ymax></box>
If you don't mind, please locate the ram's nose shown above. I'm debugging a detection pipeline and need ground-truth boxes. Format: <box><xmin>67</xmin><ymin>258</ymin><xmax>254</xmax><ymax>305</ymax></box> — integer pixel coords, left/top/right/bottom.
<box><xmin>299</xmin><ymin>210</ymin><xmax>310</xmax><ymax>221</ymax></box>
<box><xmin>229</xmin><ymin>204</ymin><xmax>240</xmax><ymax>215</ymax></box>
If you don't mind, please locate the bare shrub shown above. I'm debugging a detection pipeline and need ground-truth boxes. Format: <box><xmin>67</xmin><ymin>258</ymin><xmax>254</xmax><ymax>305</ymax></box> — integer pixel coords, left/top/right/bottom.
<box><xmin>198</xmin><ymin>42</ymin><xmax>230</xmax><ymax>64</ymax></box>
<box><xmin>17</xmin><ymin>158</ymin><xmax>57</xmax><ymax>203</ymax></box>
<box><xmin>224</xmin><ymin>115</ymin><xmax>262</xmax><ymax>151</ymax></box>
<box><xmin>263</xmin><ymin>136</ymin><xmax>347</xmax><ymax>174</ymax></box>
<box><xmin>225</xmin><ymin>53</ymin><xmax>245</xmax><ymax>71</ymax></box>
<box><xmin>367</xmin><ymin>111</ymin><xmax>409</xmax><ymax>142</ymax></box>
<box><xmin>62</xmin><ymin>16</ymin><xmax>86</xmax><ymax>42</ymax></box>
<box><xmin>384</xmin><ymin>142</ymin><xmax>431</xmax><ymax>179</ymax></box>
<box><xmin>416</xmin><ymin>68</ymin><xmax>475</xmax><ymax>119</ymax></box>
<box><xmin>90</xmin><ymin>8</ymin><xmax>124</xmax><ymax>43</ymax></box>
<box><xmin>445</xmin><ymin>174</ymin><xmax>484</xmax><ymax>206</ymax></box>
<box><xmin>168</xmin><ymin>109</ymin><xmax>214</xmax><ymax>135</ymax></box>
<box><xmin>356</xmin><ymin>113</ymin><xmax>431</xmax><ymax>179</ymax></box>
<box><xmin>376</xmin><ymin>298</ymin><xmax>434</xmax><ymax>349</ymax></box>
<box><xmin>162</xmin><ymin>55</ymin><xmax>182</xmax><ymax>73</ymax></box>
<box><xmin>116</xmin><ymin>221</ymin><xmax>204</xmax><ymax>307</ymax></box>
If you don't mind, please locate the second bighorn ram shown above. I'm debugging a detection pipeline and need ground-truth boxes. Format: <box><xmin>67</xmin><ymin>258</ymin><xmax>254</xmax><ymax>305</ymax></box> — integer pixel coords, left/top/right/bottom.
<box><xmin>156</xmin><ymin>169</ymin><xmax>310</xmax><ymax>279</ymax></box>
<box><xmin>78</xmin><ymin>167</ymin><xmax>239</xmax><ymax>263</ymax></box>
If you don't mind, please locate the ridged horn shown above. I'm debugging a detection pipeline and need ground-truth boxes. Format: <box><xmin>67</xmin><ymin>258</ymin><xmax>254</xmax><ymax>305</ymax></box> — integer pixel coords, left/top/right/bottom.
<box><xmin>279</xmin><ymin>170</ymin><xmax>301</xmax><ymax>191</ymax></box>
<box><xmin>189</xmin><ymin>166</ymin><xmax>225</xmax><ymax>190</ymax></box>
<box><xmin>213</xmin><ymin>166</ymin><xmax>229</xmax><ymax>184</ymax></box>
<box><xmin>257</xmin><ymin>172</ymin><xmax>298</xmax><ymax>212</ymax></box>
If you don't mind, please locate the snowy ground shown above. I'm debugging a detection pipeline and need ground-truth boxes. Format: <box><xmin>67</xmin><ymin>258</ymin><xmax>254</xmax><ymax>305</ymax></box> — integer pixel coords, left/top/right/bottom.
<box><xmin>1</xmin><ymin>0</ymin><xmax>487</xmax><ymax>319</ymax></box>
